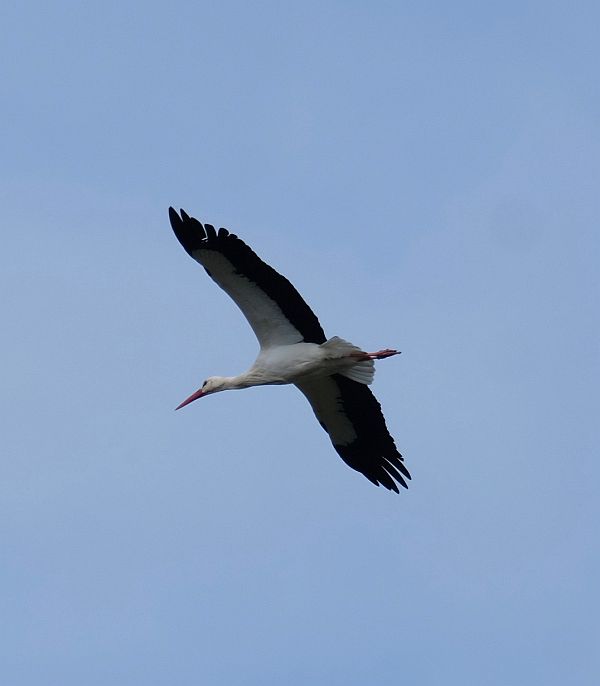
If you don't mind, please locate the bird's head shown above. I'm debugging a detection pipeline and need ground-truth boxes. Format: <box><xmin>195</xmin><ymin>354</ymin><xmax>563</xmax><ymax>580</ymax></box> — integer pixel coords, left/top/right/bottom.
<box><xmin>175</xmin><ymin>376</ymin><xmax>229</xmax><ymax>410</ymax></box>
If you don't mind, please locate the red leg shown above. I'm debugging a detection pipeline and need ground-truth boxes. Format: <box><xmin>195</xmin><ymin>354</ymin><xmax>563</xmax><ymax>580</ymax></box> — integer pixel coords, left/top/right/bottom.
<box><xmin>350</xmin><ymin>349</ymin><xmax>400</xmax><ymax>361</ymax></box>
<box><xmin>366</xmin><ymin>348</ymin><xmax>400</xmax><ymax>360</ymax></box>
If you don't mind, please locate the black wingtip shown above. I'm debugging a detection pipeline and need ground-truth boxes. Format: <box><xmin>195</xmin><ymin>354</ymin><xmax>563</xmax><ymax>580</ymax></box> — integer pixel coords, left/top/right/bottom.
<box><xmin>168</xmin><ymin>206</ymin><xmax>180</xmax><ymax>226</ymax></box>
<box><xmin>168</xmin><ymin>207</ymin><xmax>208</xmax><ymax>256</ymax></box>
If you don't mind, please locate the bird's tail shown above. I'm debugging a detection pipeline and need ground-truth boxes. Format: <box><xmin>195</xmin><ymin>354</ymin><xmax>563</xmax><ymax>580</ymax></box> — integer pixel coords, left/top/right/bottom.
<box><xmin>321</xmin><ymin>336</ymin><xmax>375</xmax><ymax>385</ymax></box>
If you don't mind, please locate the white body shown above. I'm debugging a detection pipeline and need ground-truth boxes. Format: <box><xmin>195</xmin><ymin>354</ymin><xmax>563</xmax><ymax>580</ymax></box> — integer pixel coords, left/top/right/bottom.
<box><xmin>251</xmin><ymin>338</ymin><xmax>374</xmax><ymax>385</ymax></box>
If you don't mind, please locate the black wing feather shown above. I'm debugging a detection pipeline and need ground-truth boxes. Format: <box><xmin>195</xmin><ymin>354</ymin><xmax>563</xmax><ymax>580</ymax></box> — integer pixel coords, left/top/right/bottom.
<box><xmin>169</xmin><ymin>207</ymin><xmax>326</xmax><ymax>345</ymax></box>
<box><xmin>328</xmin><ymin>375</ymin><xmax>410</xmax><ymax>493</ymax></box>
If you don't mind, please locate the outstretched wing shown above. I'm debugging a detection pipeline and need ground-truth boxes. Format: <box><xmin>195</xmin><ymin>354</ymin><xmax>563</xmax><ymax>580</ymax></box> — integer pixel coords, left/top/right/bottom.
<box><xmin>169</xmin><ymin>208</ymin><xmax>326</xmax><ymax>348</ymax></box>
<box><xmin>295</xmin><ymin>374</ymin><xmax>410</xmax><ymax>493</ymax></box>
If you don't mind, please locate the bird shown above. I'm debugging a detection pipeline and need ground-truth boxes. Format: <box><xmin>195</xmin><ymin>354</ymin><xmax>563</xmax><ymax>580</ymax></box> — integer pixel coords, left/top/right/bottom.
<box><xmin>168</xmin><ymin>208</ymin><xmax>410</xmax><ymax>493</ymax></box>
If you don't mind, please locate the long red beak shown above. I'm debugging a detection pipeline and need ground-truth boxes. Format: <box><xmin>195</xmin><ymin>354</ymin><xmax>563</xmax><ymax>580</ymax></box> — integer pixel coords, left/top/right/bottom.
<box><xmin>175</xmin><ymin>388</ymin><xmax>205</xmax><ymax>410</ymax></box>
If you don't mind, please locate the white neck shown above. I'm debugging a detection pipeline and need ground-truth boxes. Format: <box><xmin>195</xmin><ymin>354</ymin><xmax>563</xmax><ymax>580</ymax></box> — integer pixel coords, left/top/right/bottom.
<box><xmin>221</xmin><ymin>368</ymin><xmax>285</xmax><ymax>390</ymax></box>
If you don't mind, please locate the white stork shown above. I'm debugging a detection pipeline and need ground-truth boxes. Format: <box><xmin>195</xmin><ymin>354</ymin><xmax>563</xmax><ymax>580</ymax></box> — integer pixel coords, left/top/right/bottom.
<box><xmin>169</xmin><ymin>208</ymin><xmax>410</xmax><ymax>493</ymax></box>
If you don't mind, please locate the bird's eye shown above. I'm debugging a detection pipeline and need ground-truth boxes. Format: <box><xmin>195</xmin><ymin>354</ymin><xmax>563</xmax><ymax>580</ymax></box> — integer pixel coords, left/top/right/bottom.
<box><xmin>202</xmin><ymin>380</ymin><xmax>207</xmax><ymax>389</ymax></box>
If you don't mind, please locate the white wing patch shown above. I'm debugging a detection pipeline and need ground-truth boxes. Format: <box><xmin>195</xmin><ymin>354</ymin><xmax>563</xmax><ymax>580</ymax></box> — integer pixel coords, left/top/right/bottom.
<box><xmin>295</xmin><ymin>376</ymin><xmax>357</xmax><ymax>446</ymax></box>
<box><xmin>195</xmin><ymin>249</ymin><xmax>305</xmax><ymax>348</ymax></box>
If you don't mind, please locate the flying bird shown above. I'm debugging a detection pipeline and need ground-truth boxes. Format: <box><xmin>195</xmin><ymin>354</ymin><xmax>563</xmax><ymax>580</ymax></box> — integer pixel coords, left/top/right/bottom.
<box><xmin>168</xmin><ymin>208</ymin><xmax>410</xmax><ymax>493</ymax></box>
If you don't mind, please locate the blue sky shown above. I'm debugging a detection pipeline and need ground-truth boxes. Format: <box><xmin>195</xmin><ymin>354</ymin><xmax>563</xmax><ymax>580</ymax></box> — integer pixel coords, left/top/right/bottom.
<box><xmin>2</xmin><ymin>2</ymin><xmax>599</xmax><ymax>684</ymax></box>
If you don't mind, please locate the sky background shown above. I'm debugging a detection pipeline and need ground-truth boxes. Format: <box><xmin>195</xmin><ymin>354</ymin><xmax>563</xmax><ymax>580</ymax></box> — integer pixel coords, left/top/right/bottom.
<box><xmin>2</xmin><ymin>2</ymin><xmax>599</xmax><ymax>684</ymax></box>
